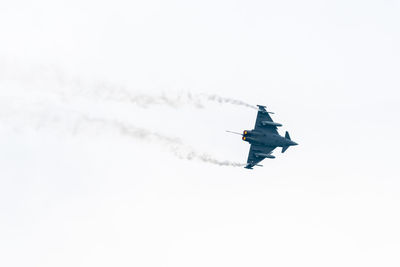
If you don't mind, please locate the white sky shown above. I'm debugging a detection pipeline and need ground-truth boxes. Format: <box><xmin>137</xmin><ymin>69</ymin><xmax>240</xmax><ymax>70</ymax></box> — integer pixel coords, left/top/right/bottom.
<box><xmin>1</xmin><ymin>1</ymin><xmax>400</xmax><ymax>266</ymax></box>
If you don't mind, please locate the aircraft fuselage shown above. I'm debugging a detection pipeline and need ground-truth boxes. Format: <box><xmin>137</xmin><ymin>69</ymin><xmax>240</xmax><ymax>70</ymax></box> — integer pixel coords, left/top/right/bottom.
<box><xmin>242</xmin><ymin>130</ymin><xmax>297</xmax><ymax>147</ymax></box>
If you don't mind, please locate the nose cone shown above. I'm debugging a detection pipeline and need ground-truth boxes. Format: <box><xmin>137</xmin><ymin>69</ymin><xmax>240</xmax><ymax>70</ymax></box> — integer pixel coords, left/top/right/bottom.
<box><xmin>291</xmin><ymin>141</ymin><xmax>298</xmax><ymax>146</ymax></box>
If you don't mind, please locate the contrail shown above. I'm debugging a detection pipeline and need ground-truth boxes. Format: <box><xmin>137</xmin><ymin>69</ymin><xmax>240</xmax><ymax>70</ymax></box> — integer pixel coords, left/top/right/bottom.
<box><xmin>18</xmin><ymin>109</ymin><xmax>244</xmax><ymax>167</ymax></box>
<box><xmin>77</xmin><ymin>115</ymin><xmax>245</xmax><ymax>167</ymax></box>
<box><xmin>200</xmin><ymin>94</ymin><xmax>258</xmax><ymax>110</ymax></box>
<box><xmin>1</xmin><ymin>66</ymin><xmax>249</xmax><ymax>167</ymax></box>
<box><xmin>2</xmin><ymin>62</ymin><xmax>258</xmax><ymax>110</ymax></box>
<box><xmin>65</xmin><ymin>81</ymin><xmax>258</xmax><ymax>110</ymax></box>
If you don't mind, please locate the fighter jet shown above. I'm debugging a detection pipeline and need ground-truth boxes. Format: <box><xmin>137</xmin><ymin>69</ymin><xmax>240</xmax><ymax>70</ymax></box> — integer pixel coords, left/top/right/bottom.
<box><xmin>227</xmin><ymin>105</ymin><xmax>298</xmax><ymax>169</ymax></box>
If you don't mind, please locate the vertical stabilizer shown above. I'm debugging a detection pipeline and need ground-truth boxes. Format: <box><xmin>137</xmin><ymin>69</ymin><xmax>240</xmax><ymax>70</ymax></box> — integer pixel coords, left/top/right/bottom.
<box><xmin>282</xmin><ymin>131</ymin><xmax>291</xmax><ymax>153</ymax></box>
<box><xmin>285</xmin><ymin>131</ymin><xmax>291</xmax><ymax>140</ymax></box>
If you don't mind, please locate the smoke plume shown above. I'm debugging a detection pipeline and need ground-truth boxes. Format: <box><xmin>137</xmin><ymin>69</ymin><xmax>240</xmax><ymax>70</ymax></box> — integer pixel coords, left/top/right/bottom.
<box><xmin>28</xmin><ymin>111</ymin><xmax>245</xmax><ymax>167</ymax></box>
<box><xmin>2</xmin><ymin>63</ymin><xmax>259</xmax><ymax>110</ymax></box>
<box><xmin>80</xmin><ymin>116</ymin><xmax>245</xmax><ymax>167</ymax></box>
<box><xmin>64</xmin><ymin>81</ymin><xmax>258</xmax><ymax>110</ymax></box>
<box><xmin>1</xmin><ymin>67</ymin><xmax>249</xmax><ymax>167</ymax></box>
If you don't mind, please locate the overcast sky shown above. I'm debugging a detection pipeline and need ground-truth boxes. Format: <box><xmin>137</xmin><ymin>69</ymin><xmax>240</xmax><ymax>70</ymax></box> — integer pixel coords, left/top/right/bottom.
<box><xmin>1</xmin><ymin>1</ymin><xmax>400</xmax><ymax>266</ymax></box>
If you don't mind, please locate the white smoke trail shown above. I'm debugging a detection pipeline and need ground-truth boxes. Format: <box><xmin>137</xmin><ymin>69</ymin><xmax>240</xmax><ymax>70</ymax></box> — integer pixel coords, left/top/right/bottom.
<box><xmin>61</xmin><ymin>80</ymin><xmax>258</xmax><ymax>110</ymax></box>
<box><xmin>200</xmin><ymin>93</ymin><xmax>258</xmax><ymax>110</ymax></box>
<box><xmin>8</xmin><ymin>108</ymin><xmax>244</xmax><ymax>167</ymax></box>
<box><xmin>77</xmin><ymin>115</ymin><xmax>245</xmax><ymax>167</ymax></box>
<box><xmin>0</xmin><ymin>65</ymin><xmax>249</xmax><ymax>167</ymax></box>
<box><xmin>2</xmin><ymin>63</ymin><xmax>259</xmax><ymax>110</ymax></box>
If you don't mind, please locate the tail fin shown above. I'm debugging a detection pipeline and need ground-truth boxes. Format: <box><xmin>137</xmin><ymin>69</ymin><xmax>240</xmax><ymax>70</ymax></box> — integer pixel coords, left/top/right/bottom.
<box><xmin>285</xmin><ymin>131</ymin><xmax>291</xmax><ymax>140</ymax></box>
<box><xmin>282</xmin><ymin>131</ymin><xmax>290</xmax><ymax>153</ymax></box>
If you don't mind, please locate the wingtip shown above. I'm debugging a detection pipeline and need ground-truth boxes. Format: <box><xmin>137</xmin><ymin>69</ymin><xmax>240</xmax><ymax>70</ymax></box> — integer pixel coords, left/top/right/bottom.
<box><xmin>244</xmin><ymin>163</ymin><xmax>254</xmax><ymax>169</ymax></box>
<box><xmin>257</xmin><ymin>105</ymin><xmax>274</xmax><ymax>114</ymax></box>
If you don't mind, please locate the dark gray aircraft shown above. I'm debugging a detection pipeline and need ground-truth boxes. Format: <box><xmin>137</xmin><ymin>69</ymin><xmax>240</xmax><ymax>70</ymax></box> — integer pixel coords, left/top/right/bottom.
<box><xmin>227</xmin><ymin>105</ymin><xmax>298</xmax><ymax>169</ymax></box>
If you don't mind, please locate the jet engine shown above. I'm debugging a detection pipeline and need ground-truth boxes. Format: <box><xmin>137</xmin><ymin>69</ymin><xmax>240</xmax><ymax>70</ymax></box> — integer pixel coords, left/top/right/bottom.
<box><xmin>242</xmin><ymin>136</ymin><xmax>256</xmax><ymax>142</ymax></box>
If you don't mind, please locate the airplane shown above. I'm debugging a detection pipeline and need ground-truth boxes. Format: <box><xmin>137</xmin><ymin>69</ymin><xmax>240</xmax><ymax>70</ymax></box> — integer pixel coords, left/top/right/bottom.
<box><xmin>227</xmin><ymin>105</ymin><xmax>298</xmax><ymax>169</ymax></box>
